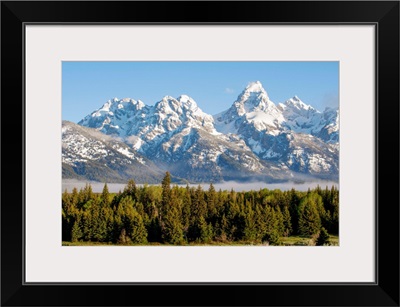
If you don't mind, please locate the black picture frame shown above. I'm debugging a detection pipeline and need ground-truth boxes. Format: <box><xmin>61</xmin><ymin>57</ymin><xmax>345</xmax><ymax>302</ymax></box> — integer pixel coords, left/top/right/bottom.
<box><xmin>1</xmin><ymin>1</ymin><xmax>399</xmax><ymax>306</ymax></box>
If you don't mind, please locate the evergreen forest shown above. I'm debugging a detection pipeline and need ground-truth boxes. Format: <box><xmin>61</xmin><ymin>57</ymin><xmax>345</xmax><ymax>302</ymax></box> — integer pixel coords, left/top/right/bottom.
<box><xmin>62</xmin><ymin>172</ymin><xmax>339</xmax><ymax>246</ymax></box>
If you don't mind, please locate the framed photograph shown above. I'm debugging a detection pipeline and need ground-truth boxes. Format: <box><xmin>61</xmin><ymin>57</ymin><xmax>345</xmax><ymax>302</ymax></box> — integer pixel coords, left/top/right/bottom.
<box><xmin>1</xmin><ymin>1</ymin><xmax>399</xmax><ymax>306</ymax></box>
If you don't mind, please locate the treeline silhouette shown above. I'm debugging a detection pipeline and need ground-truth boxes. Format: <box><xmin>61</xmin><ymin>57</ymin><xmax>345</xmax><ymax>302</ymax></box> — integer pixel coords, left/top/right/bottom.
<box><xmin>62</xmin><ymin>172</ymin><xmax>338</xmax><ymax>245</ymax></box>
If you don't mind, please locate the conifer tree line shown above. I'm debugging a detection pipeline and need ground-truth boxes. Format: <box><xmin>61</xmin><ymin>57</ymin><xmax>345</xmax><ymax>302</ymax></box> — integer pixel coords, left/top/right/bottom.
<box><xmin>62</xmin><ymin>172</ymin><xmax>339</xmax><ymax>245</ymax></box>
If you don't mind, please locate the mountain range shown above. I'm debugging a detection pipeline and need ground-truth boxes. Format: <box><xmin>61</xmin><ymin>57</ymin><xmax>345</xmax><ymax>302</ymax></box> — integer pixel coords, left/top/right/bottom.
<box><xmin>62</xmin><ymin>81</ymin><xmax>339</xmax><ymax>184</ymax></box>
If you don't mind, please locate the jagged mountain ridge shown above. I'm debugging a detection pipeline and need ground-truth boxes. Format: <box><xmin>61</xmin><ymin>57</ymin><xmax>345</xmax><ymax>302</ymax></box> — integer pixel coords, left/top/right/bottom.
<box><xmin>213</xmin><ymin>82</ymin><xmax>339</xmax><ymax>178</ymax></box>
<box><xmin>62</xmin><ymin>121</ymin><xmax>166</xmax><ymax>183</ymax></box>
<box><xmin>214</xmin><ymin>81</ymin><xmax>338</xmax><ymax>142</ymax></box>
<box><xmin>67</xmin><ymin>81</ymin><xmax>339</xmax><ymax>183</ymax></box>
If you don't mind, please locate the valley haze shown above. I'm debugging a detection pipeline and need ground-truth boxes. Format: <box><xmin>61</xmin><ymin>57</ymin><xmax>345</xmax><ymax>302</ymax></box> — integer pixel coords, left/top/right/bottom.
<box><xmin>62</xmin><ymin>179</ymin><xmax>339</xmax><ymax>194</ymax></box>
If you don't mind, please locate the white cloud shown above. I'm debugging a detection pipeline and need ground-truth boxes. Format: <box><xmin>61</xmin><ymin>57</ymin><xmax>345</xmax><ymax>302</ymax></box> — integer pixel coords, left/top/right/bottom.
<box><xmin>224</xmin><ymin>87</ymin><xmax>235</xmax><ymax>94</ymax></box>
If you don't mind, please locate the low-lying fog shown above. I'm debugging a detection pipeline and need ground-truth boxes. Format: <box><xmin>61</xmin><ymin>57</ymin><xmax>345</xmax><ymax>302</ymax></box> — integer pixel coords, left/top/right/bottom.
<box><xmin>62</xmin><ymin>179</ymin><xmax>339</xmax><ymax>193</ymax></box>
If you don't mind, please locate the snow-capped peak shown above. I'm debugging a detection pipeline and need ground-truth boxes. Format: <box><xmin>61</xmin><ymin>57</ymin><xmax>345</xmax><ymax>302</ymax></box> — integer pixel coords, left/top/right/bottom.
<box><xmin>213</xmin><ymin>82</ymin><xmax>284</xmax><ymax>135</ymax></box>
<box><xmin>234</xmin><ymin>81</ymin><xmax>274</xmax><ymax>113</ymax></box>
<box><xmin>178</xmin><ymin>94</ymin><xmax>193</xmax><ymax>102</ymax></box>
<box><xmin>155</xmin><ymin>95</ymin><xmax>199</xmax><ymax>114</ymax></box>
<box><xmin>244</xmin><ymin>81</ymin><xmax>267</xmax><ymax>94</ymax></box>
<box><xmin>238</xmin><ymin>81</ymin><xmax>269</xmax><ymax>102</ymax></box>
<box><xmin>285</xmin><ymin>96</ymin><xmax>314</xmax><ymax>111</ymax></box>
<box><xmin>155</xmin><ymin>96</ymin><xmax>175</xmax><ymax>110</ymax></box>
<box><xmin>178</xmin><ymin>95</ymin><xmax>198</xmax><ymax>110</ymax></box>
<box><xmin>137</xmin><ymin>100</ymin><xmax>145</xmax><ymax>109</ymax></box>
<box><xmin>98</xmin><ymin>97</ymin><xmax>145</xmax><ymax>111</ymax></box>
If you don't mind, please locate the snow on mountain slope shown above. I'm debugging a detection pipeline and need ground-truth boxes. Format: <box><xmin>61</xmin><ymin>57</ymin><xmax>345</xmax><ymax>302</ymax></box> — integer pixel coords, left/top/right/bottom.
<box><xmin>316</xmin><ymin>107</ymin><xmax>339</xmax><ymax>143</ymax></box>
<box><xmin>63</xmin><ymin>120</ymin><xmax>143</xmax><ymax>165</ymax></box>
<box><xmin>145</xmin><ymin>125</ymin><xmax>289</xmax><ymax>183</ymax></box>
<box><xmin>62</xmin><ymin>121</ymin><xmax>165</xmax><ymax>183</ymax></box>
<box><xmin>74</xmin><ymin>81</ymin><xmax>339</xmax><ymax>183</ymax></box>
<box><xmin>277</xmin><ymin>96</ymin><xmax>339</xmax><ymax>144</ymax></box>
<box><xmin>74</xmin><ymin>95</ymin><xmax>276</xmax><ymax>182</ymax></box>
<box><xmin>214</xmin><ymin>81</ymin><xmax>285</xmax><ymax>136</ymax></box>
<box><xmin>78</xmin><ymin>95</ymin><xmax>217</xmax><ymax>148</ymax></box>
<box><xmin>213</xmin><ymin>81</ymin><xmax>339</xmax><ymax>180</ymax></box>
<box><xmin>78</xmin><ymin>98</ymin><xmax>148</xmax><ymax>137</ymax></box>
<box><xmin>278</xmin><ymin>96</ymin><xmax>323</xmax><ymax>134</ymax></box>
<box><xmin>215</xmin><ymin>82</ymin><xmax>339</xmax><ymax>142</ymax></box>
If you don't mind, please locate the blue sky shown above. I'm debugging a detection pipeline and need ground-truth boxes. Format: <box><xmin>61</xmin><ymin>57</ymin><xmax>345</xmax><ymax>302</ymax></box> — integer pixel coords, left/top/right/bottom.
<box><xmin>62</xmin><ymin>61</ymin><xmax>339</xmax><ymax>123</ymax></box>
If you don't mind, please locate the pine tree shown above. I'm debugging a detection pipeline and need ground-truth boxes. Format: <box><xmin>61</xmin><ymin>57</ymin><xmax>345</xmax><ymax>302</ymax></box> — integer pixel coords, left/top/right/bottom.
<box><xmin>119</xmin><ymin>196</ymin><xmax>148</xmax><ymax>244</ymax></box>
<box><xmin>289</xmin><ymin>188</ymin><xmax>301</xmax><ymax>234</ymax></box>
<box><xmin>62</xmin><ymin>210</ymin><xmax>70</xmax><ymax>242</ymax></box>
<box><xmin>199</xmin><ymin>216</ymin><xmax>213</xmax><ymax>244</ymax></box>
<box><xmin>254</xmin><ymin>203</ymin><xmax>267</xmax><ymax>243</ymax></box>
<box><xmin>162</xmin><ymin>206</ymin><xmax>185</xmax><ymax>245</ymax></box>
<box><xmin>91</xmin><ymin>198</ymin><xmax>107</xmax><ymax>242</ymax></box>
<box><xmin>330</xmin><ymin>186</ymin><xmax>339</xmax><ymax>234</ymax></box>
<box><xmin>103</xmin><ymin>206</ymin><xmax>114</xmax><ymax>242</ymax></box>
<box><xmin>298</xmin><ymin>194</ymin><xmax>322</xmax><ymax>237</ymax></box>
<box><xmin>223</xmin><ymin>198</ymin><xmax>240</xmax><ymax>241</ymax></box>
<box><xmin>242</xmin><ymin>200</ymin><xmax>256</xmax><ymax>242</ymax></box>
<box><xmin>124</xmin><ymin>179</ymin><xmax>138</xmax><ymax>201</ymax></box>
<box><xmin>71</xmin><ymin>214</ymin><xmax>83</xmax><ymax>242</ymax></box>
<box><xmin>188</xmin><ymin>185</ymin><xmax>208</xmax><ymax>242</ymax></box>
<box><xmin>112</xmin><ymin>198</ymin><xmax>126</xmax><ymax>242</ymax></box>
<box><xmin>181</xmin><ymin>185</ymin><xmax>191</xmax><ymax>236</ymax></box>
<box><xmin>275</xmin><ymin>206</ymin><xmax>285</xmax><ymax>237</ymax></box>
<box><xmin>62</xmin><ymin>189</ymin><xmax>71</xmax><ymax>211</ymax></box>
<box><xmin>316</xmin><ymin>227</ymin><xmax>330</xmax><ymax>246</ymax></box>
<box><xmin>70</xmin><ymin>187</ymin><xmax>79</xmax><ymax>208</ymax></box>
<box><xmin>219</xmin><ymin>214</ymin><xmax>229</xmax><ymax>242</ymax></box>
<box><xmin>128</xmin><ymin>209</ymin><xmax>148</xmax><ymax>244</ymax></box>
<box><xmin>82</xmin><ymin>210</ymin><xmax>93</xmax><ymax>241</ymax></box>
<box><xmin>282</xmin><ymin>205</ymin><xmax>292</xmax><ymax>237</ymax></box>
<box><xmin>101</xmin><ymin>183</ymin><xmax>110</xmax><ymax>207</ymax></box>
<box><xmin>262</xmin><ymin>206</ymin><xmax>281</xmax><ymax>245</ymax></box>
<box><xmin>161</xmin><ymin>172</ymin><xmax>172</xmax><ymax>211</ymax></box>
<box><xmin>206</xmin><ymin>183</ymin><xmax>217</xmax><ymax>222</ymax></box>
<box><xmin>193</xmin><ymin>185</ymin><xmax>207</xmax><ymax>219</ymax></box>
<box><xmin>83</xmin><ymin>183</ymin><xmax>94</xmax><ymax>203</ymax></box>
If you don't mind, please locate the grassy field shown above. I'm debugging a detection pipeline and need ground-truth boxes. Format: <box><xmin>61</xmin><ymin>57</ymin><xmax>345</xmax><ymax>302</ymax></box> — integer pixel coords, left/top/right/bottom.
<box><xmin>63</xmin><ymin>234</ymin><xmax>339</xmax><ymax>247</ymax></box>
<box><xmin>279</xmin><ymin>234</ymin><xmax>339</xmax><ymax>246</ymax></box>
